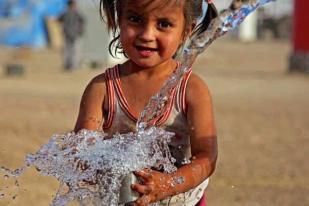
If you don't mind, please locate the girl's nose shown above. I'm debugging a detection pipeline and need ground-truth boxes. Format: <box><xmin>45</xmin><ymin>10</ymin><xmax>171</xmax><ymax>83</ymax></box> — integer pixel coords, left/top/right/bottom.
<box><xmin>138</xmin><ymin>24</ymin><xmax>156</xmax><ymax>42</ymax></box>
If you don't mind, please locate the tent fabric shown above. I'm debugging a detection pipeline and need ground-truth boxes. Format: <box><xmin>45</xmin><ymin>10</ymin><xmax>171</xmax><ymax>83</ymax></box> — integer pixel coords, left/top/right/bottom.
<box><xmin>0</xmin><ymin>0</ymin><xmax>67</xmax><ymax>48</ymax></box>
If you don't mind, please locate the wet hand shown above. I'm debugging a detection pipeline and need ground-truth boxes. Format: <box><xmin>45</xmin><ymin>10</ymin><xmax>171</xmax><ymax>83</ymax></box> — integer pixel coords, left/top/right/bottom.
<box><xmin>131</xmin><ymin>169</ymin><xmax>173</xmax><ymax>206</ymax></box>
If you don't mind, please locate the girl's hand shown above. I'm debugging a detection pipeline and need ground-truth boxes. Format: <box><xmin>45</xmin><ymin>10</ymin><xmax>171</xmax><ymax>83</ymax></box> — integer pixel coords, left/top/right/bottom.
<box><xmin>131</xmin><ymin>169</ymin><xmax>174</xmax><ymax>206</ymax></box>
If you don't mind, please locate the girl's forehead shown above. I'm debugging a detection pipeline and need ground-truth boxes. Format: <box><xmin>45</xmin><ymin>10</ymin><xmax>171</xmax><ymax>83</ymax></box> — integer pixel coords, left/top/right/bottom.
<box><xmin>123</xmin><ymin>0</ymin><xmax>184</xmax><ymax>13</ymax></box>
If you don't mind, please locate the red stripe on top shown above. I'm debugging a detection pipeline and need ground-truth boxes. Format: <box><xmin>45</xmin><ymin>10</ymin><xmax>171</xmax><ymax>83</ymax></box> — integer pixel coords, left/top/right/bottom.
<box><xmin>103</xmin><ymin>68</ymin><xmax>116</xmax><ymax>129</ymax></box>
<box><xmin>155</xmin><ymin>88</ymin><xmax>177</xmax><ymax>126</ymax></box>
<box><xmin>113</xmin><ymin>65</ymin><xmax>138</xmax><ymax>121</ymax></box>
<box><xmin>177</xmin><ymin>68</ymin><xmax>192</xmax><ymax>116</ymax></box>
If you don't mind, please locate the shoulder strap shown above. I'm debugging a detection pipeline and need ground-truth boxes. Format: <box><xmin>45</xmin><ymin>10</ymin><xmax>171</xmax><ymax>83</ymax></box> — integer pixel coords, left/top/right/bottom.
<box><xmin>102</xmin><ymin>67</ymin><xmax>116</xmax><ymax>129</ymax></box>
<box><xmin>153</xmin><ymin>87</ymin><xmax>177</xmax><ymax>126</ymax></box>
<box><xmin>112</xmin><ymin>65</ymin><xmax>138</xmax><ymax>121</ymax></box>
<box><xmin>176</xmin><ymin>68</ymin><xmax>193</xmax><ymax>116</ymax></box>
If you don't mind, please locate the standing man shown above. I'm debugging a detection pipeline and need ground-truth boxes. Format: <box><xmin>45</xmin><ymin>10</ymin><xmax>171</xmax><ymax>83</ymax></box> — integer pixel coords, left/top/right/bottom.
<box><xmin>58</xmin><ymin>0</ymin><xmax>85</xmax><ymax>70</ymax></box>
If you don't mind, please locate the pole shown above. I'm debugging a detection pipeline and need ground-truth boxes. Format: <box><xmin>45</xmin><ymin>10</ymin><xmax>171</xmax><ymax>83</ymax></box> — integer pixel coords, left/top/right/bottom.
<box><xmin>289</xmin><ymin>0</ymin><xmax>309</xmax><ymax>73</ymax></box>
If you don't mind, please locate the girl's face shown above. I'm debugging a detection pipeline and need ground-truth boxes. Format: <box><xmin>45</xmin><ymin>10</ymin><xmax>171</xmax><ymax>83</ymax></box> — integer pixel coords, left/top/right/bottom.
<box><xmin>119</xmin><ymin>0</ymin><xmax>187</xmax><ymax>69</ymax></box>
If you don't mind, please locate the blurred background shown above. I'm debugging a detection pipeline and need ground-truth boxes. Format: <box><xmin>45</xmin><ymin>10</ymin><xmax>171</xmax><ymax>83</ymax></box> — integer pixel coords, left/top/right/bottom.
<box><xmin>0</xmin><ymin>0</ymin><xmax>308</xmax><ymax>205</ymax></box>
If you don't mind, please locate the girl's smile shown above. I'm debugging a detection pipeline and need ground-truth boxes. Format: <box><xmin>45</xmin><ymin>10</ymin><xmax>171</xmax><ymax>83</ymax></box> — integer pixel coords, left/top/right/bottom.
<box><xmin>135</xmin><ymin>45</ymin><xmax>158</xmax><ymax>58</ymax></box>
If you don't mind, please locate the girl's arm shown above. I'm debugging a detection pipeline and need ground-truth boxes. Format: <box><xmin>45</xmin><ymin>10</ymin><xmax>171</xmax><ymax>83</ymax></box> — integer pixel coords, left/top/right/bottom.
<box><xmin>132</xmin><ymin>74</ymin><xmax>217</xmax><ymax>205</ymax></box>
<box><xmin>74</xmin><ymin>73</ymin><xmax>106</xmax><ymax>132</ymax></box>
<box><xmin>179</xmin><ymin>73</ymin><xmax>218</xmax><ymax>186</ymax></box>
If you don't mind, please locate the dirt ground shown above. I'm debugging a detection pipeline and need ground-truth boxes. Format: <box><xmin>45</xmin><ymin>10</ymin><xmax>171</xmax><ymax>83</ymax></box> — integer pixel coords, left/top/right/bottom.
<box><xmin>0</xmin><ymin>38</ymin><xmax>308</xmax><ymax>206</ymax></box>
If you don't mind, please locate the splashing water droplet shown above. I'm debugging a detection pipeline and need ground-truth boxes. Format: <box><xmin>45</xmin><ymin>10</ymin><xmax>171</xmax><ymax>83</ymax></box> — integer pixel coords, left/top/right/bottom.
<box><xmin>181</xmin><ymin>158</ymin><xmax>191</xmax><ymax>165</ymax></box>
<box><xmin>0</xmin><ymin>129</ymin><xmax>177</xmax><ymax>205</ymax></box>
<box><xmin>172</xmin><ymin>176</ymin><xmax>185</xmax><ymax>186</ymax></box>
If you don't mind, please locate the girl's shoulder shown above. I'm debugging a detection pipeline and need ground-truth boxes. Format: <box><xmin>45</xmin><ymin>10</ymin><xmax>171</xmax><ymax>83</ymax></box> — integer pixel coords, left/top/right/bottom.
<box><xmin>81</xmin><ymin>71</ymin><xmax>108</xmax><ymax>101</ymax></box>
<box><xmin>86</xmin><ymin>72</ymin><xmax>106</xmax><ymax>89</ymax></box>
<box><xmin>85</xmin><ymin>64</ymin><xmax>120</xmax><ymax>93</ymax></box>
<box><xmin>186</xmin><ymin>72</ymin><xmax>211</xmax><ymax>92</ymax></box>
<box><xmin>185</xmin><ymin>72</ymin><xmax>212</xmax><ymax>105</ymax></box>
<box><xmin>88</xmin><ymin>65</ymin><xmax>118</xmax><ymax>87</ymax></box>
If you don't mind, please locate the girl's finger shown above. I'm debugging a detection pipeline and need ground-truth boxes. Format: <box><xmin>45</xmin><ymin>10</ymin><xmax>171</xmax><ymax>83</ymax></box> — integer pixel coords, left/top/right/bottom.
<box><xmin>134</xmin><ymin>169</ymin><xmax>153</xmax><ymax>180</ymax></box>
<box><xmin>131</xmin><ymin>184</ymin><xmax>153</xmax><ymax>195</ymax></box>
<box><xmin>133</xmin><ymin>195</ymin><xmax>152</xmax><ymax>206</ymax></box>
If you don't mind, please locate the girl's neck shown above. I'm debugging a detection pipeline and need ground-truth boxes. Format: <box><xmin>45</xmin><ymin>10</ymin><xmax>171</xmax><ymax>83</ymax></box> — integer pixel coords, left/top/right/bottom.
<box><xmin>121</xmin><ymin>59</ymin><xmax>178</xmax><ymax>80</ymax></box>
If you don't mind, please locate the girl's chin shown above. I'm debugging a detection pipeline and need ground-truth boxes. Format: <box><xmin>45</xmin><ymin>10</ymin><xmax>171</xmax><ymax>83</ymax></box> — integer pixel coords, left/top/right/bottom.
<box><xmin>132</xmin><ymin>62</ymin><xmax>158</xmax><ymax>69</ymax></box>
<box><xmin>129</xmin><ymin>58</ymin><xmax>159</xmax><ymax>68</ymax></box>
<box><xmin>127</xmin><ymin>55</ymin><xmax>173</xmax><ymax>69</ymax></box>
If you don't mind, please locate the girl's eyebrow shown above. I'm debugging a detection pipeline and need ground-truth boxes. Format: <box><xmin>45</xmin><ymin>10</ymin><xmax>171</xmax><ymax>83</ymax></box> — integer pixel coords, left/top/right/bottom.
<box><xmin>123</xmin><ymin>9</ymin><xmax>138</xmax><ymax>14</ymax></box>
<box><xmin>124</xmin><ymin>9</ymin><xmax>146</xmax><ymax>17</ymax></box>
<box><xmin>154</xmin><ymin>14</ymin><xmax>178</xmax><ymax>22</ymax></box>
<box><xmin>124</xmin><ymin>7</ymin><xmax>179</xmax><ymax>22</ymax></box>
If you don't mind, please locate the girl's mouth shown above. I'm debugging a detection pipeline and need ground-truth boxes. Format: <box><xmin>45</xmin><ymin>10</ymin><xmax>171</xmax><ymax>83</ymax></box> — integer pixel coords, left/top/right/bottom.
<box><xmin>135</xmin><ymin>46</ymin><xmax>157</xmax><ymax>57</ymax></box>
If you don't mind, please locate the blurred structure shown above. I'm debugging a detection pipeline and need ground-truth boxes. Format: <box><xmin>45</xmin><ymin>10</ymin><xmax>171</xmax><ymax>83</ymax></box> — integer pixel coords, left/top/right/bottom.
<box><xmin>239</xmin><ymin>12</ymin><xmax>258</xmax><ymax>42</ymax></box>
<box><xmin>78</xmin><ymin>1</ymin><xmax>125</xmax><ymax>68</ymax></box>
<box><xmin>257</xmin><ymin>0</ymin><xmax>293</xmax><ymax>40</ymax></box>
<box><xmin>0</xmin><ymin>0</ymin><xmax>123</xmax><ymax>68</ymax></box>
<box><xmin>289</xmin><ymin>0</ymin><xmax>309</xmax><ymax>73</ymax></box>
<box><xmin>59</xmin><ymin>0</ymin><xmax>127</xmax><ymax>68</ymax></box>
<box><xmin>216</xmin><ymin>0</ymin><xmax>293</xmax><ymax>41</ymax></box>
<box><xmin>0</xmin><ymin>0</ymin><xmax>67</xmax><ymax>48</ymax></box>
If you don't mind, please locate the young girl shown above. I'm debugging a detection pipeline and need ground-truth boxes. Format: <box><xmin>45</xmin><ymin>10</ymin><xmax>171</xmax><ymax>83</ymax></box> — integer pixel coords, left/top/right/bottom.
<box><xmin>74</xmin><ymin>0</ymin><xmax>218</xmax><ymax>205</ymax></box>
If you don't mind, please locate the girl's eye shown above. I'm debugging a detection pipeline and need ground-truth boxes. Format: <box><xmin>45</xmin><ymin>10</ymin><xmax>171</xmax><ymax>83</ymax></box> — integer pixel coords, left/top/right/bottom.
<box><xmin>128</xmin><ymin>15</ymin><xmax>142</xmax><ymax>24</ymax></box>
<box><xmin>158</xmin><ymin>20</ymin><xmax>172</xmax><ymax>29</ymax></box>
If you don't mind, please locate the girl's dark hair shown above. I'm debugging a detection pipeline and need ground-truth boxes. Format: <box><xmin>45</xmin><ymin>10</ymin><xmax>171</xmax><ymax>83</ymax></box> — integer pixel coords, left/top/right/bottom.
<box><xmin>100</xmin><ymin>0</ymin><xmax>218</xmax><ymax>58</ymax></box>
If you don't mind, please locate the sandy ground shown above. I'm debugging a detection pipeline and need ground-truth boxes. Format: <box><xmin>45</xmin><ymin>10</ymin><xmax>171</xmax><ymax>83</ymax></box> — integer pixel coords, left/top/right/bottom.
<box><xmin>0</xmin><ymin>38</ymin><xmax>308</xmax><ymax>206</ymax></box>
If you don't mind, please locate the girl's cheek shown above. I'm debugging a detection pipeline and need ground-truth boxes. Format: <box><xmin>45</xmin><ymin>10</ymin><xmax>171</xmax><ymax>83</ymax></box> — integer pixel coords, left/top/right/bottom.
<box><xmin>165</xmin><ymin>37</ymin><xmax>183</xmax><ymax>52</ymax></box>
<box><xmin>121</xmin><ymin>27</ymin><xmax>136</xmax><ymax>39</ymax></box>
<box><xmin>120</xmin><ymin>29</ymin><xmax>133</xmax><ymax>43</ymax></box>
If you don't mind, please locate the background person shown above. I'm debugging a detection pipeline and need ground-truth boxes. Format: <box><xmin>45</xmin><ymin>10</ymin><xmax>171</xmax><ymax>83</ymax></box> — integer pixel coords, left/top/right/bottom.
<box><xmin>58</xmin><ymin>0</ymin><xmax>85</xmax><ymax>70</ymax></box>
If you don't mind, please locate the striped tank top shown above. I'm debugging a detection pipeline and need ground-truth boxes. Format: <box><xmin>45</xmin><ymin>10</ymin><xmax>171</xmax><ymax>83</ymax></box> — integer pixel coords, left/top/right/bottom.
<box><xmin>103</xmin><ymin>65</ymin><xmax>208</xmax><ymax>206</ymax></box>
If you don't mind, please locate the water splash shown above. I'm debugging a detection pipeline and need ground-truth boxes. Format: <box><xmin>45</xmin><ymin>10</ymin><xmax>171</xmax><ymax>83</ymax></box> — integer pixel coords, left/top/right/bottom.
<box><xmin>1</xmin><ymin>128</ymin><xmax>176</xmax><ymax>206</ymax></box>
<box><xmin>1</xmin><ymin>0</ymin><xmax>275</xmax><ymax>205</ymax></box>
